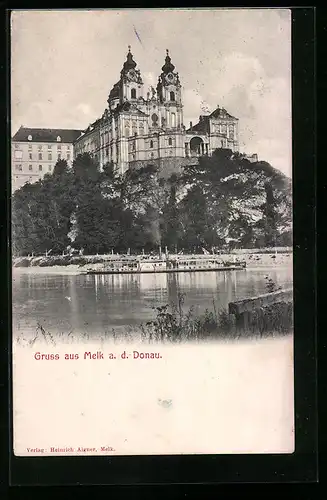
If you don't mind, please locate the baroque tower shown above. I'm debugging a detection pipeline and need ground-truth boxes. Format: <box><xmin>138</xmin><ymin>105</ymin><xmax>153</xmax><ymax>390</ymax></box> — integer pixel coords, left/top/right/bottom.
<box><xmin>100</xmin><ymin>48</ymin><xmax>185</xmax><ymax>175</ymax></box>
<box><xmin>151</xmin><ymin>50</ymin><xmax>185</xmax><ymax>167</ymax></box>
<box><xmin>156</xmin><ymin>49</ymin><xmax>183</xmax><ymax>129</ymax></box>
<box><xmin>75</xmin><ymin>47</ymin><xmax>241</xmax><ymax>178</ymax></box>
<box><xmin>101</xmin><ymin>46</ymin><xmax>148</xmax><ymax>173</ymax></box>
<box><xmin>108</xmin><ymin>45</ymin><xmax>144</xmax><ymax>109</ymax></box>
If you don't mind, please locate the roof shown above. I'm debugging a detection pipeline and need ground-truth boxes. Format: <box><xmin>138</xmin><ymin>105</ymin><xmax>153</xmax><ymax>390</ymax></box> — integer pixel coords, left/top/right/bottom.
<box><xmin>185</xmin><ymin>115</ymin><xmax>210</xmax><ymax>134</ymax></box>
<box><xmin>186</xmin><ymin>118</ymin><xmax>209</xmax><ymax>134</ymax></box>
<box><xmin>185</xmin><ymin>107</ymin><xmax>238</xmax><ymax>134</ymax></box>
<box><xmin>84</xmin><ymin>118</ymin><xmax>102</xmax><ymax>132</ymax></box>
<box><xmin>209</xmin><ymin>107</ymin><xmax>238</xmax><ymax>120</ymax></box>
<box><xmin>109</xmin><ymin>81</ymin><xmax>120</xmax><ymax>100</ymax></box>
<box><xmin>75</xmin><ymin>119</ymin><xmax>101</xmax><ymax>141</ymax></box>
<box><xmin>114</xmin><ymin>101</ymin><xmax>148</xmax><ymax>116</ymax></box>
<box><xmin>12</xmin><ymin>127</ymin><xmax>84</xmax><ymax>143</ymax></box>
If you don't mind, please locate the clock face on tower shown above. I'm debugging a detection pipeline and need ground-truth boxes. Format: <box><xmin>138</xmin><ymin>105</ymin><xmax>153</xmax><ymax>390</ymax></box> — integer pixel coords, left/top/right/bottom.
<box><xmin>128</xmin><ymin>69</ymin><xmax>138</xmax><ymax>82</ymax></box>
<box><xmin>165</xmin><ymin>72</ymin><xmax>176</xmax><ymax>84</ymax></box>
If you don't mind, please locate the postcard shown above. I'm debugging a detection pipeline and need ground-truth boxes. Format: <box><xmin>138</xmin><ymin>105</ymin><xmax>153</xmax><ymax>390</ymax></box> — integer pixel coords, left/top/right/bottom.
<box><xmin>11</xmin><ymin>8</ymin><xmax>294</xmax><ymax>458</ymax></box>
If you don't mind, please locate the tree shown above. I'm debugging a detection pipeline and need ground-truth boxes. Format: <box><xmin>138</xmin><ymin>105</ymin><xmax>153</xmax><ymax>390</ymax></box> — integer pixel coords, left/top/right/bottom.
<box><xmin>178</xmin><ymin>149</ymin><xmax>292</xmax><ymax>250</ymax></box>
<box><xmin>12</xmin><ymin>148</ymin><xmax>292</xmax><ymax>256</ymax></box>
<box><xmin>12</xmin><ymin>160</ymin><xmax>74</xmax><ymax>255</ymax></box>
<box><xmin>161</xmin><ymin>174</ymin><xmax>182</xmax><ymax>250</ymax></box>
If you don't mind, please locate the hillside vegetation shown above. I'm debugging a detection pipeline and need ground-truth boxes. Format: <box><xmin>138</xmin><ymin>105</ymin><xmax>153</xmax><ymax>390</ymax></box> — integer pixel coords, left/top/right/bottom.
<box><xmin>12</xmin><ymin>149</ymin><xmax>292</xmax><ymax>256</ymax></box>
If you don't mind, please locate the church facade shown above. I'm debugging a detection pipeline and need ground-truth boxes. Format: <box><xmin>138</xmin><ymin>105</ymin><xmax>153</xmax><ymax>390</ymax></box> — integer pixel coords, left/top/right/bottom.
<box><xmin>74</xmin><ymin>47</ymin><xmax>242</xmax><ymax>176</ymax></box>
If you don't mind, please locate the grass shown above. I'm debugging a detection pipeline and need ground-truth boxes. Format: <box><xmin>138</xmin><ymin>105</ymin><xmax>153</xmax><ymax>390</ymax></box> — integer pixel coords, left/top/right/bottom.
<box><xmin>15</xmin><ymin>286</ymin><xmax>293</xmax><ymax>347</ymax></box>
<box><xmin>139</xmin><ymin>293</ymin><xmax>292</xmax><ymax>343</ymax></box>
<box><xmin>15</xmin><ymin>321</ymin><xmax>138</xmax><ymax>347</ymax></box>
<box><xmin>139</xmin><ymin>294</ymin><xmax>233</xmax><ymax>343</ymax></box>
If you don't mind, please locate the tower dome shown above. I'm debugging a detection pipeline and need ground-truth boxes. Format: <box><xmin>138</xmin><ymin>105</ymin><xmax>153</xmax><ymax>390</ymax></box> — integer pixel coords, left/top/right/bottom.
<box><xmin>161</xmin><ymin>49</ymin><xmax>175</xmax><ymax>74</ymax></box>
<box><xmin>122</xmin><ymin>45</ymin><xmax>137</xmax><ymax>73</ymax></box>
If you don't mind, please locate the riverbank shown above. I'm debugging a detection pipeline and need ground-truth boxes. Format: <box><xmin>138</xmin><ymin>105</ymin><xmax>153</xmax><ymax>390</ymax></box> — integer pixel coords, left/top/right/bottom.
<box><xmin>12</xmin><ymin>264</ymin><xmax>83</xmax><ymax>275</ymax></box>
<box><xmin>12</xmin><ymin>252</ymin><xmax>292</xmax><ymax>274</ymax></box>
<box><xmin>236</xmin><ymin>251</ymin><xmax>292</xmax><ymax>269</ymax></box>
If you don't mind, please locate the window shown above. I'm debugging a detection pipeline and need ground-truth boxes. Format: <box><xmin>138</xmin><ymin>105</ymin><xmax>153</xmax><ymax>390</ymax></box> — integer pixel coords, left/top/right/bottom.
<box><xmin>171</xmin><ymin>112</ymin><xmax>176</xmax><ymax>127</ymax></box>
<box><xmin>15</xmin><ymin>164</ymin><xmax>22</xmax><ymax>171</ymax></box>
<box><xmin>131</xmin><ymin>88</ymin><xmax>136</xmax><ymax>99</ymax></box>
<box><xmin>168</xmin><ymin>138</ymin><xmax>172</xmax><ymax>146</ymax></box>
<box><xmin>229</xmin><ymin>125</ymin><xmax>234</xmax><ymax>139</ymax></box>
<box><xmin>57</xmin><ymin>144</ymin><xmax>61</xmax><ymax>150</ymax></box>
<box><xmin>67</xmin><ymin>145</ymin><xmax>70</xmax><ymax>150</ymax></box>
<box><xmin>161</xmin><ymin>117</ymin><xmax>166</xmax><ymax>127</ymax></box>
<box><xmin>29</xmin><ymin>153</ymin><xmax>32</xmax><ymax>160</ymax></box>
<box><xmin>57</xmin><ymin>136</ymin><xmax>61</xmax><ymax>142</ymax></box>
<box><xmin>221</xmin><ymin>124</ymin><xmax>227</xmax><ymax>135</ymax></box>
<box><xmin>14</xmin><ymin>150</ymin><xmax>23</xmax><ymax>160</ymax></box>
<box><xmin>58</xmin><ymin>154</ymin><xmax>61</xmax><ymax>160</ymax></box>
<box><xmin>170</xmin><ymin>91</ymin><xmax>175</xmax><ymax>101</ymax></box>
<box><xmin>38</xmin><ymin>145</ymin><xmax>43</xmax><ymax>151</ymax></box>
<box><xmin>67</xmin><ymin>153</ymin><xmax>70</xmax><ymax>160</ymax></box>
<box><xmin>150</xmin><ymin>140</ymin><xmax>154</xmax><ymax>149</ymax></box>
<box><xmin>39</xmin><ymin>165</ymin><xmax>43</xmax><ymax>171</ymax></box>
<box><xmin>48</xmin><ymin>145</ymin><xmax>52</xmax><ymax>150</ymax></box>
<box><xmin>29</xmin><ymin>165</ymin><xmax>33</xmax><ymax>171</ymax></box>
<box><xmin>29</xmin><ymin>177</ymin><xmax>33</xmax><ymax>181</ymax></box>
<box><xmin>48</xmin><ymin>166</ymin><xmax>52</xmax><ymax>172</ymax></box>
<box><xmin>39</xmin><ymin>153</ymin><xmax>42</xmax><ymax>160</ymax></box>
<box><xmin>151</xmin><ymin>113</ymin><xmax>158</xmax><ymax>127</ymax></box>
<box><xmin>15</xmin><ymin>143</ymin><xmax>19</xmax><ymax>149</ymax></box>
<box><xmin>48</xmin><ymin>153</ymin><xmax>52</xmax><ymax>160</ymax></box>
<box><xmin>28</xmin><ymin>144</ymin><xmax>32</xmax><ymax>150</ymax></box>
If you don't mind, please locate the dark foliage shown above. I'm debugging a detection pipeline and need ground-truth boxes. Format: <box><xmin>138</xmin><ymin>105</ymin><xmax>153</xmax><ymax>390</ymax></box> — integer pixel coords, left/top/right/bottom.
<box><xmin>12</xmin><ymin>150</ymin><xmax>292</xmax><ymax>256</ymax></box>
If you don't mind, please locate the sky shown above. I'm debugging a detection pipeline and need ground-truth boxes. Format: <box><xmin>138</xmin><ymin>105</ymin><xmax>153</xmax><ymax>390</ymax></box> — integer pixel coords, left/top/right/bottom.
<box><xmin>11</xmin><ymin>8</ymin><xmax>292</xmax><ymax>176</ymax></box>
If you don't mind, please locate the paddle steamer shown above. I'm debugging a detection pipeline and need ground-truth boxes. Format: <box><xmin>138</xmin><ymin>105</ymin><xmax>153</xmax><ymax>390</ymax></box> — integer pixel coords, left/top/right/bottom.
<box><xmin>83</xmin><ymin>255</ymin><xmax>246</xmax><ymax>275</ymax></box>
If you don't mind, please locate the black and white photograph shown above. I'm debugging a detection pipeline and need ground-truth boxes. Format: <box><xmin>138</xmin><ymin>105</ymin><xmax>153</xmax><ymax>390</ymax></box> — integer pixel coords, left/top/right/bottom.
<box><xmin>11</xmin><ymin>8</ymin><xmax>294</xmax><ymax>457</ymax></box>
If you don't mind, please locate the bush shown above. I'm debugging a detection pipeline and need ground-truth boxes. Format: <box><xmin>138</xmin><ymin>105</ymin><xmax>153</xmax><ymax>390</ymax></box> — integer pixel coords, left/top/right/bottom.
<box><xmin>139</xmin><ymin>293</ymin><xmax>293</xmax><ymax>343</ymax></box>
<box><xmin>139</xmin><ymin>293</ymin><xmax>238</xmax><ymax>343</ymax></box>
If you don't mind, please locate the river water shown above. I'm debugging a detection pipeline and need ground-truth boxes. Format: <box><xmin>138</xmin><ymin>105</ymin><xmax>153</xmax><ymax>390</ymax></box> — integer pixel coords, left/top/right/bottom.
<box><xmin>12</xmin><ymin>266</ymin><xmax>293</xmax><ymax>340</ymax></box>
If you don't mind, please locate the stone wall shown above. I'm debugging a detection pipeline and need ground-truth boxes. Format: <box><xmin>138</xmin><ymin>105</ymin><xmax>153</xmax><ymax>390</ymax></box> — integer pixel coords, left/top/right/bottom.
<box><xmin>129</xmin><ymin>156</ymin><xmax>198</xmax><ymax>178</ymax></box>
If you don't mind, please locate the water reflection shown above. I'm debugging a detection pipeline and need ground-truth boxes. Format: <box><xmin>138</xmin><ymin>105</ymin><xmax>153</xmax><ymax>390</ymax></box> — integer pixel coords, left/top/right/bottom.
<box><xmin>12</xmin><ymin>267</ymin><xmax>293</xmax><ymax>338</ymax></box>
